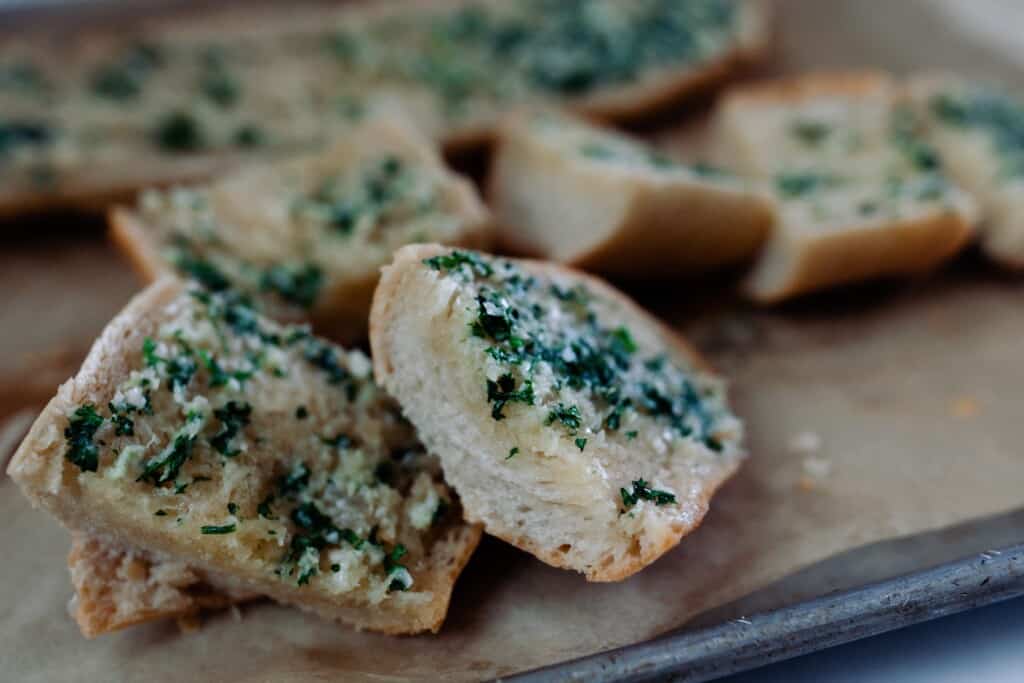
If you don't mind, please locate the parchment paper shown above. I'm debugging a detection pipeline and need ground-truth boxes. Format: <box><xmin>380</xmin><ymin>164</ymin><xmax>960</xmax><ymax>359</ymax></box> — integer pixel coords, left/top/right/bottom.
<box><xmin>4</xmin><ymin>1</ymin><xmax>1024</xmax><ymax>680</ymax></box>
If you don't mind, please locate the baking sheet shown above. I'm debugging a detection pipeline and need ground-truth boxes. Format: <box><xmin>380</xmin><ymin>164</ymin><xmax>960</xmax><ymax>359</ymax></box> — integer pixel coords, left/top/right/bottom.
<box><xmin>3</xmin><ymin>0</ymin><xmax>1024</xmax><ymax>680</ymax></box>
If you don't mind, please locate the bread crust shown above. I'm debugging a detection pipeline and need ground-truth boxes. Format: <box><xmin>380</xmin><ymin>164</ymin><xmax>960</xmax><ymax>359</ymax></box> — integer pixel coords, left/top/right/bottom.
<box><xmin>69</xmin><ymin>532</ymin><xmax>261</xmax><ymax>638</ymax></box>
<box><xmin>488</xmin><ymin>113</ymin><xmax>774</xmax><ymax>277</ymax></box>
<box><xmin>370</xmin><ymin>245</ymin><xmax>743</xmax><ymax>582</ymax></box>
<box><xmin>8</xmin><ymin>278</ymin><xmax>483</xmax><ymax>635</ymax></box>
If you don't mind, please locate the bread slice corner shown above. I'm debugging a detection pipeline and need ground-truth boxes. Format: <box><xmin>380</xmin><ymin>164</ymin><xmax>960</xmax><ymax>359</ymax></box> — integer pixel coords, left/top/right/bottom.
<box><xmin>370</xmin><ymin>244</ymin><xmax>745</xmax><ymax>581</ymax></box>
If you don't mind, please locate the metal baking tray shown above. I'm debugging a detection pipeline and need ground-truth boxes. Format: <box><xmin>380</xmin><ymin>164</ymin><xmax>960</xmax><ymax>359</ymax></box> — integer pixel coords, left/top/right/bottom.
<box><xmin>506</xmin><ymin>543</ymin><xmax>1024</xmax><ymax>682</ymax></box>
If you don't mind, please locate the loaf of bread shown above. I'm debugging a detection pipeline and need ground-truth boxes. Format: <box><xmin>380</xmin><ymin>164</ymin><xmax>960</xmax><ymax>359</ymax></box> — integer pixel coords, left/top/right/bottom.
<box><xmin>488</xmin><ymin>112</ymin><xmax>773</xmax><ymax>277</ymax></box>
<box><xmin>0</xmin><ymin>0</ymin><xmax>768</xmax><ymax>217</ymax></box>
<box><xmin>907</xmin><ymin>74</ymin><xmax>1024</xmax><ymax>267</ymax></box>
<box><xmin>8</xmin><ymin>278</ymin><xmax>481</xmax><ymax>635</ymax></box>
<box><xmin>711</xmin><ymin>71</ymin><xmax>977</xmax><ymax>302</ymax></box>
<box><xmin>370</xmin><ymin>245</ymin><xmax>745</xmax><ymax>581</ymax></box>
<box><xmin>110</xmin><ymin>119</ymin><xmax>491</xmax><ymax>343</ymax></box>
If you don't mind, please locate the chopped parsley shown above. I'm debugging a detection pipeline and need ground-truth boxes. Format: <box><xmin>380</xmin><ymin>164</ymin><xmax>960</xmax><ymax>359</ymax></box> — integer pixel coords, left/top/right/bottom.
<box><xmin>545</xmin><ymin>403</ymin><xmax>582</xmax><ymax>432</ymax></box>
<box><xmin>424</xmin><ymin>250</ymin><xmax>494</xmax><ymax>279</ymax></box>
<box><xmin>279</xmin><ymin>462</ymin><xmax>311</xmax><ymax>496</ymax></box>
<box><xmin>295</xmin><ymin>405</ymin><xmax>309</xmax><ymax>419</ymax></box>
<box><xmin>137</xmin><ymin>412</ymin><xmax>203</xmax><ymax>485</ymax></box>
<box><xmin>174</xmin><ymin>252</ymin><xmax>232</xmax><ymax>292</ymax></box>
<box><xmin>0</xmin><ymin>120</ymin><xmax>51</xmax><ymax>158</ymax></box>
<box><xmin>153</xmin><ymin>111</ymin><xmax>204</xmax><ymax>152</ymax></box>
<box><xmin>775</xmin><ymin>171</ymin><xmax>841</xmax><ymax>199</ymax></box>
<box><xmin>64</xmin><ymin>404</ymin><xmax>104</xmax><ymax>473</ymax></box>
<box><xmin>790</xmin><ymin>120</ymin><xmax>831</xmax><ymax>145</ymax></box>
<box><xmin>506</xmin><ymin>447</ymin><xmax>519</xmax><ymax>460</ymax></box>
<box><xmin>201</xmin><ymin>524</ymin><xmax>237</xmax><ymax>535</ymax></box>
<box><xmin>209</xmin><ymin>401</ymin><xmax>252</xmax><ymax>456</ymax></box>
<box><xmin>257</xmin><ymin>494</ymin><xmax>277</xmax><ymax>519</ymax></box>
<box><xmin>425</xmin><ymin>250</ymin><xmax>730</xmax><ymax>448</ymax></box>
<box><xmin>574</xmin><ymin>437</ymin><xmax>587</xmax><ymax>451</ymax></box>
<box><xmin>260</xmin><ymin>263</ymin><xmax>323</xmax><ymax>309</ymax></box>
<box><xmin>486</xmin><ymin>373</ymin><xmax>535</xmax><ymax>420</ymax></box>
<box><xmin>620</xmin><ymin>479</ymin><xmax>677</xmax><ymax>508</ymax></box>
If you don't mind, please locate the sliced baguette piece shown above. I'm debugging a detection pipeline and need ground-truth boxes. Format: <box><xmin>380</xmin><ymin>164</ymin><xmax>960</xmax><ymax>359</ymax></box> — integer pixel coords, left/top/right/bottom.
<box><xmin>488</xmin><ymin>112</ymin><xmax>774</xmax><ymax>277</ymax></box>
<box><xmin>0</xmin><ymin>0</ymin><xmax>769</xmax><ymax>218</ymax></box>
<box><xmin>711</xmin><ymin>71</ymin><xmax>977</xmax><ymax>302</ymax></box>
<box><xmin>8</xmin><ymin>278</ymin><xmax>482</xmax><ymax>635</ymax></box>
<box><xmin>370</xmin><ymin>245</ymin><xmax>745</xmax><ymax>581</ymax></box>
<box><xmin>109</xmin><ymin>118</ymin><xmax>491</xmax><ymax>344</ymax></box>
<box><xmin>68</xmin><ymin>532</ymin><xmax>260</xmax><ymax>638</ymax></box>
<box><xmin>907</xmin><ymin>74</ymin><xmax>1024</xmax><ymax>268</ymax></box>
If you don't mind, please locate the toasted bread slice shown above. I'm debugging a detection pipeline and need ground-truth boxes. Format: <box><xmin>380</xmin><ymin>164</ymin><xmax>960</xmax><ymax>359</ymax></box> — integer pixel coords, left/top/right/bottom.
<box><xmin>711</xmin><ymin>71</ymin><xmax>977</xmax><ymax>302</ymax></box>
<box><xmin>68</xmin><ymin>532</ymin><xmax>260</xmax><ymax>638</ymax></box>
<box><xmin>109</xmin><ymin>119</ymin><xmax>491</xmax><ymax>343</ymax></box>
<box><xmin>0</xmin><ymin>0</ymin><xmax>768</xmax><ymax>217</ymax></box>
<box><xmin>370</xmin><ymin>245</ymin><xmax>745</xmax><ymax>581</ymax></box>
<box><xmin>907</xmin><ymin>74</ymin><xmax>1024</xmax><ymax>267</ymax></box>
<box><xmin>8</xmin><ymin>278</ymin><xmax>482</xmax><ymax>635</ymax></box>
<box><xmin>488</xmin><ymin>112</ymin><xmax>774</xmax><ymax>277</ymax></box>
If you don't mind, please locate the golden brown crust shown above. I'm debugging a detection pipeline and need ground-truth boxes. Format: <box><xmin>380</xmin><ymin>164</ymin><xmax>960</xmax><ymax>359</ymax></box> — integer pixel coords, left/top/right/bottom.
<box><xmin>69</xmin><ymin>533</ymin><xmax>261</xmax><ymax>638</ymax></box>
<box><xmin>108</xmin><ymin>207</ymin><xmax>172</xmax><ymax>283</ymax></box>
<box><xmin>743</xmin><ymin>205</ymin><xmax>974</xmax><ymax>304</ymax></box>
<box><xmin>370</xmin><ymin>244</ymin><xmax>742</xmax><ymax>582</ymax></box>
<box><xmin>717</xmin><ymin>69</ymin><xmax>894</xmax><ymax>111</ymax></box>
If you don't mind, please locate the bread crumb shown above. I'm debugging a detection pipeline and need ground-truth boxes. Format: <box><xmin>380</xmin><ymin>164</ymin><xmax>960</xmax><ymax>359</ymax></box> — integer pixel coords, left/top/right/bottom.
<box><xmin>788</xmin><ymin>430</ymin><xmax>822</xmax><ymax>455</ymax></box>
<box><xmin>176</xmin><ymin>614</ymin><xmax>201</xmax><ymax>635</ymax></box>
<box><xmin>802</xmin><ymin>456</ymin><xmax>832</xmax><ymax>480</ymax></box>
<box><xmin>949</xmin><ymin>396</ymin><xmax>979</xmax><ymax>419</ymax></box>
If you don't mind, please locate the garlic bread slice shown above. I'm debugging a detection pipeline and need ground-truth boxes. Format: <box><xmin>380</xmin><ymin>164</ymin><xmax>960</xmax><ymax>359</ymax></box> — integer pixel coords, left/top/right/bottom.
<box><xmin>110</xmin><ymin>119</ymin><xmax>491</xmax><ymax>343</ymax></box>
<box><xmin>370</xmin><ymin>246</ymin><xmax>744</xmax><ymax>581</ymax></box>
<box><xmin>0</xmin><ymin>0</ymin><xmax>769</xmax><ymax>218</ymax></box>
<box><xmin>489</xmin><ymin>112</ymin><xmax>773</xmax><ymax>277</ymax></box>
<box><xmin>712</xmin><ymin>72</ymin><xmax>976</xmax><ymax>302</ymax></box>
<box><xmin>8</xmin><ymin>279</ymin><xmax>481</xmax><ymax>635</ymax></box>
<box><xmin>908</xmin><ymin>74</ymin><xmax>1024</xmax><ymax>267</ymax></box>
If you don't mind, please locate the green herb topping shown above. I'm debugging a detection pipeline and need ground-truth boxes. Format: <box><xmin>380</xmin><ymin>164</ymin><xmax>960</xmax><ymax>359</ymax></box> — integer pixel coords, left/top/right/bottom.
<box><xmin>64</xmin><ymin>404</ymin><xmax>104</xmax><ymax>472</ymax></box>
<box><xmin>620</xmin><ymin>478</ymin><xmax>677</xmax><ymax>508</ymax></box>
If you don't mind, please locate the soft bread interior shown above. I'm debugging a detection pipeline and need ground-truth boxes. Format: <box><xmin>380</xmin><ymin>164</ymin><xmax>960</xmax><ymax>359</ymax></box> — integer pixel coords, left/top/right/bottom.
<box><xmin>371</xmin><ymin>246</ymin><xmax>745</xmax><ymax>581</ymax></box>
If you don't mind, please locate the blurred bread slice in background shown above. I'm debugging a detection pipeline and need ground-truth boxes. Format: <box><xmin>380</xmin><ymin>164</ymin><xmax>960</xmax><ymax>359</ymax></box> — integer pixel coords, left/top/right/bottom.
<box><xmin>489</xmin><ymin>111</ymin><xmax>773</xmax><ymax>278</ymax></box>
<box><xmin>711</xmin><ymin>71</ymin><xmax>977</xmax><ymax>302</ymax></box>
<box><xmin>110</xmin><ymin>119</ymin><xmax>491</xmax><ymax>344</ymax></box>
<box><xmin>907</xmin><ymin>74</ymin><xmax>1024</xmax><ymax>267</ymax></box>
<box><xmin>0</xmin><ymin>0</ymin><xmax>771</xmax><ymax>218</ymax></box>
